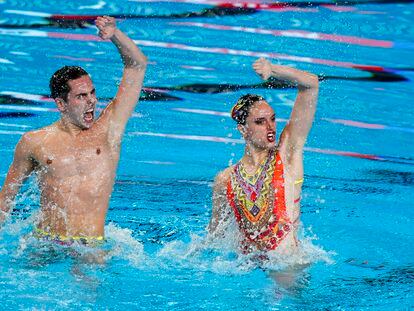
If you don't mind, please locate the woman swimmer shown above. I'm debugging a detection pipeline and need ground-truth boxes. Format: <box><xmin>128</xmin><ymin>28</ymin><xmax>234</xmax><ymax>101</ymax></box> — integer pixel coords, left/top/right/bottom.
<box><xmin>209</xmin><ymin>58</ymin><xmax>319</xmax><ymax>255</ymax></box>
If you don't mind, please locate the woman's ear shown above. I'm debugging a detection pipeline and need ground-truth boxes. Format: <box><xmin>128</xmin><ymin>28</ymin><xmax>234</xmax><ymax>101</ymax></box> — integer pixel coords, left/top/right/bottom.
<box><xmin>55</xmin><ymin>98</ymin><xmax>66</xmax><ymax>113</ymax></box>
<box><xmin>237</xmin><ymin>124</ymin><xmax>247</xmax><ymax>138</ymax></box>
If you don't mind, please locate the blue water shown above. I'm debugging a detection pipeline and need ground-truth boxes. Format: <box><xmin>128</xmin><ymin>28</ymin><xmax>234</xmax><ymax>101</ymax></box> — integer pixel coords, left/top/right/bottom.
<box><xmin>0</xmin><ymin>1</ymin><xmax>413</xmax><ymax>309</ymax></box>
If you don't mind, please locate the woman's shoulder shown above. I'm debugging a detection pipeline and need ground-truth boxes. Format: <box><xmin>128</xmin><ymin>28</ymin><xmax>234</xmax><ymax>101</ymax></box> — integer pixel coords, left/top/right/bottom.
<box><xmin>214</xmin><ymin>166</ymin><xmax>234</xmax><ymax>187</ymax></box>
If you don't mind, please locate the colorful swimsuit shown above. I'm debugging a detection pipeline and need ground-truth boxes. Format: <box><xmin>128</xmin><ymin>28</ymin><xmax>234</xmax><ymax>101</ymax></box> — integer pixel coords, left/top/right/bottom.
<box><xmin>226</xmin><ymin>149</ymin><xmax>294</xmax><ymax>251</ymax></box>
<box><xmin>34</xmin><ymin>228</ymin><xmax>104</xmax><ymax>247</ymax></box>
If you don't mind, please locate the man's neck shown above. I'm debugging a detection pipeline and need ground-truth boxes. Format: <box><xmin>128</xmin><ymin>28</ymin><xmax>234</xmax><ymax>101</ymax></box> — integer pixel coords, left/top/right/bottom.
<box><xmin>56</xmin><ymin>118</ymin><xmax>84</xmax><ymax>137</ymax></box>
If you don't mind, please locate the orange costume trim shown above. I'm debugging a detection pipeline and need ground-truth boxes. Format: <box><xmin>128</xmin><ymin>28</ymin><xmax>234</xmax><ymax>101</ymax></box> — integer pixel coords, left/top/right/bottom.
<box><xmin>226</xmin><ymin>150</ymin><xmax>293</xmax><ymax>251</ymax></box>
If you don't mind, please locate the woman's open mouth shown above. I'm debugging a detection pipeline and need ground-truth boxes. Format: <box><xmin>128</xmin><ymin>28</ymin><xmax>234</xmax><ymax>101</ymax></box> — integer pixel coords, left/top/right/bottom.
<box><xmin>267</xmin><ymin>132</ymin><xmax>275</xmax><ymax>142</ymax></box>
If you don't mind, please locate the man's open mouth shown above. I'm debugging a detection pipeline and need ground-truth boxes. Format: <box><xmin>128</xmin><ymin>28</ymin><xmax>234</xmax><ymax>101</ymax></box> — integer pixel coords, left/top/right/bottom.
<box><xmin>84</xmin><ymin>109</ymin><xmax>94</xmax><ymax>122</ymax></box>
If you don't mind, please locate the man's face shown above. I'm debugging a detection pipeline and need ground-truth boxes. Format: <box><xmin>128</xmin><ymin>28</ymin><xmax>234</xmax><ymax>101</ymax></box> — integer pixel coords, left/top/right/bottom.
<box><xmin>60</xmin><ymin>75</ymin><xmax>97</xmax><ymax>130</ymax></box>
<box><xmin>240</xmin><ymin>100</ymin><xmax>276</xmax><ymax>150</ymax></box>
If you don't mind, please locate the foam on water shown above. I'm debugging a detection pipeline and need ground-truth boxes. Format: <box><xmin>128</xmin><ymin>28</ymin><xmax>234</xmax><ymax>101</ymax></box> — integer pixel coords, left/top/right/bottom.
<box><xmin>156</xmin><ymin>217</ymin><xmax>333</xmax><ymax>275</ymax></box>
<box><xmin>0</xmin><ymin>214</ymin><xmax>147</xmax><ymax>272</ymax></box>
<box><xmin>0</xmin><ymin>178</ymin><xmax>332</xmax><ymax>278</ymax></box>
<box><xmin>104</xmin><ymin>222</ymin><xmax>147</xmax><ymax>267</ymax></box>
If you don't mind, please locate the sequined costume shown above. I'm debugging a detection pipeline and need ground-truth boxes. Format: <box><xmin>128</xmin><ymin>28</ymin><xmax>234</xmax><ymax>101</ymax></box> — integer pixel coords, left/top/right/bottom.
<box><xmin>226</xmin><ymin>149</ymin><xmax>294</xmax><ymax>251</ymax></box>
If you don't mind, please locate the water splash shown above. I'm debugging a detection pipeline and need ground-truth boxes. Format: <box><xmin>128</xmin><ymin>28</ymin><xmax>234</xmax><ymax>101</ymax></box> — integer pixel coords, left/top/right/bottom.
<box><xmin>156</xmin><ymin>218</ymin><xmax>333</xmax><ymax>275</ymax></box>
<box><xmin>104</xmin><ymin>222</ymin><xmax>147</xmax><ymax>267</ymax></box>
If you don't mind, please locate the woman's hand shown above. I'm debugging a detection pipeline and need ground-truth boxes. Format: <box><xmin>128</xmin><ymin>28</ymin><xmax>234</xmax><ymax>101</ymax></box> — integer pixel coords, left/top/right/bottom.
<box><xmin>253</xmin><ymin>57</ymin><xmax>273</xmax><ymax>80</ymax></box>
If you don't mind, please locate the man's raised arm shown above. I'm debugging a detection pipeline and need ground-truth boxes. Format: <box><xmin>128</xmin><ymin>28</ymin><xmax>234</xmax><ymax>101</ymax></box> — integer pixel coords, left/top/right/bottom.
<box><xmin>0</xmin><ymin>134</ymin><xmax>35</xmax><ymax>225</ymax></box>
<box><xmin>96</xmin><ymin>16</ymin><xmax>148</xmax><ymax>141</ymax></box>
<box><xmin>253</xmin><ymin>58</ymin><xmax>319</xmax><ymax>151</ymax></box>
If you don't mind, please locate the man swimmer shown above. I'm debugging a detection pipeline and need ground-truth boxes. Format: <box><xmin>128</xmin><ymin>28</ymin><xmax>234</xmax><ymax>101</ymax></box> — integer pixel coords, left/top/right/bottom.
<box><xmin>0</xmin><ymin>16</ymin><xmax>147</xmax><ymax>244</ymax></box>
<box><xmin>209</xmin><ymin>58</ymin><xmax>319</xmax><ymax>255</ymax></box>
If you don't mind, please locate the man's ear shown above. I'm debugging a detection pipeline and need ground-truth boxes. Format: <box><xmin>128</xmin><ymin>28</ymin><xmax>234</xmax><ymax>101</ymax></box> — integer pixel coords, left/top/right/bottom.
<box><xmin>55</xmin><ymin>98</ymin><xmax>66</xmax><ymax>112</ymax></box>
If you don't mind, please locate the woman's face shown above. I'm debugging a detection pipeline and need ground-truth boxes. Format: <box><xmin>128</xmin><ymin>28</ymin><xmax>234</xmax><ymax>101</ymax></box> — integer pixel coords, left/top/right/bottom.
<box><xmin>239</xmin><ymin>100</ymin><xmax>276</xmax><ymax>150</ymax></box>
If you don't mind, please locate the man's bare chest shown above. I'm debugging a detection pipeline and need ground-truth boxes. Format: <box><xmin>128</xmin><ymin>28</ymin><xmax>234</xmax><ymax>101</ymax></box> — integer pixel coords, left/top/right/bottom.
<box><xmin>33</xmin><ymin>137</ymin><xmax>114</xmax><ymax>178</ymax></box>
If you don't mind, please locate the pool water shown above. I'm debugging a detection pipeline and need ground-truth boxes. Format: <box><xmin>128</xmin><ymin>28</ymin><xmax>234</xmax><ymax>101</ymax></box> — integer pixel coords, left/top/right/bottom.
<box><xmin>0</xmin><ymin>1</ymin><xmax>413</xmax><ymax>309</ymax></box>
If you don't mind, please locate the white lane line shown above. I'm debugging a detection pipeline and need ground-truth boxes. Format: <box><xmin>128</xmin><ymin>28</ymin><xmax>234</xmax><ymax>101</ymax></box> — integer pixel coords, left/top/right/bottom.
<box><xmin>0</xmin><ymin>105</ymin><xmax>57</xmax><ymax>112</ymax></box>
<box><xmin>0</xmin><ymin>122</ymin><xmax>31</xmax><ymax>128</ymax></box>
<box><xmin>125</xmin><ymin>131</ymin><xmax>392</xmax><ymax>162</ymax></box>
<box><xmin>0</xmin><ymin>27</ymin><xmax>382</xmax><ymax>70</ymax></box>
<box><xmin>3</xmin><ymin>10</ymin><xmax>51</xmax><ymax>17</ymax></box>
<box><xmin>0</xmin><ymin>58</ymin><xmax>14</xmax><ymax>64</ymax></box>
<box><xmin>172</xmin><ymin>108</ymin><xmax>229</xmax><ymax>117</ymax></box>
<box><xmin>0</xmin><ymin>128</ymin><xmax>396</xmax><ymax>162</ymax></box>
<box><xmin>0</xmin><ymin>28</ymin><xmax>48</xmax><ymax>37</ymax></box>
<box><xmin>0</xmin><ymin>91</ymin><xmax>50</xmax><ymax>102</ymax></box>
<box><xmin>128</xmin><ymin>131</ymin><xmax>243</xmax><ymax>144</ymax></box>
<box><xmin>172</xmin><ymin>107</ymin><xmax>288</xmax><ymax>122</ymax></box>
<box><xmin>0</xmin><ymin>130</ymin><xmax>25</xmax><ymax>135</ymax></box>
<box><xmin>79</xmin><ymin>1</ymin><xmax>106</xmax><ymax>10</ymax></box>
<box><xmin>135</xmin><ymin>160</ymin><xmax>175</xmax><ymax>165</ymax></box>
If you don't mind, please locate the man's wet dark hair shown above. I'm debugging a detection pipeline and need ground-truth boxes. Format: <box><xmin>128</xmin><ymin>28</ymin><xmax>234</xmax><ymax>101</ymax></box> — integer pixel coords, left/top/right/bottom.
<box><xmin>230</xmin><ymin>94</ymin><xmax>265</xmax><ymax>125</ymax></box>
<box><xmin>49</xmin><ymin>66</ymin><xmax>89</xmax><ymax>100</ymax></box>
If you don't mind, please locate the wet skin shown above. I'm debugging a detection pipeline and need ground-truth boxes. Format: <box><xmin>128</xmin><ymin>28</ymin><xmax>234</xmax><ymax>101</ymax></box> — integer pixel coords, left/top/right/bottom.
<box><xmin>214</xmin><ymin>101</ymin><xmax>304</xmax><ymax>254</ymax></box>
<box><xmin>209</xmin><ymin>58</ymin><xmax>319</xmax><ymax>254</ymax></box>
<box><xmin>0</xmin><ymin>16</ymin><xmax>147</xmax><ymax>237</ymax></box>
<box><xmin>13</xmin><ymin>75</ymin><xmax>121</xmax><ymax>237</ymax></box>
<box><xmin>28</xmin><ymin>109</ymin><xmax>117</xmax><ymax>237</ymax></box>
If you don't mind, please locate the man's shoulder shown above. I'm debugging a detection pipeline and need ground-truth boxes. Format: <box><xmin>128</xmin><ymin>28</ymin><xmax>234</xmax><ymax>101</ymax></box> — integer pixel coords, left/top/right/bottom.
<box><xmin>23</xmin><ymin>125</ymin><xmax>52</xmax><ymax>138</ymax></box>
<box><xmin>19</xmin><ymin>124</ymin><xmax>57</xmax><ymax>147</ymax></box>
